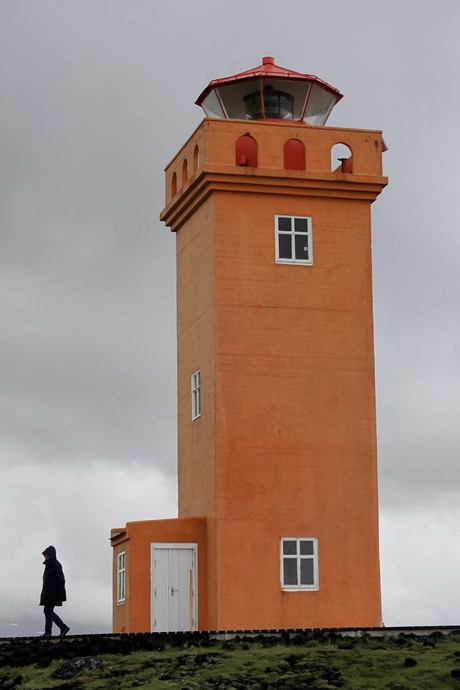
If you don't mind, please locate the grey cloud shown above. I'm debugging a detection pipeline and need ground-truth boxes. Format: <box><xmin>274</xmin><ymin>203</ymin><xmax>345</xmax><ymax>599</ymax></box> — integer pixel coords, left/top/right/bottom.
<box><xmin>1</xmin><ymin>0</ymin><xmax>460</xmax><ymax>631</ymax></box>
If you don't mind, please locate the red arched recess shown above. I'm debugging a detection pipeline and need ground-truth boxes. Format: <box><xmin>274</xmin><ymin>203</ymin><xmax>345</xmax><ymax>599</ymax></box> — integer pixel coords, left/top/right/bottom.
<box><xmin>235</xmin><ymin>135</ymin><xmax>258</xmax><ymax>167</ymax></box>
<box><xmin>284</xmin><ymin>139</ymin><xmax>305</xmax><ymax>170</ymax></box>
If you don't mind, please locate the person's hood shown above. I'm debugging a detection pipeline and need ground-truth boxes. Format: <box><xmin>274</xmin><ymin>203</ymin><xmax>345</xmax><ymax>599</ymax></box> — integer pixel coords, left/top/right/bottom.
<box><xmin>42</xmin><ymin>545</ymin><xmax>57</xmax><ymax>561</ymax></box>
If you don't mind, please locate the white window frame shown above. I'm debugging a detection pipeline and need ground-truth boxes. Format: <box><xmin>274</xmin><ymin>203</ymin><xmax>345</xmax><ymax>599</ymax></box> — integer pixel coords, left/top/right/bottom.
<box><xmin>275</xmin><ymin>215</ymin><xmax>313</xmax><ymax>265</ymax></box>
<box><xmin>280</xmin><ymin>537</ymin><xmax>319</xmax><ymax>591</ymax></box>
<box><xmin>191</xmin><ymin>369</ymin><xmax>201</xmax><ymax>421</ymax></box>
<box><xmin>117</xmin><ymin>551</ymin><xmax>126</xmax><ymax>604</ymax></box>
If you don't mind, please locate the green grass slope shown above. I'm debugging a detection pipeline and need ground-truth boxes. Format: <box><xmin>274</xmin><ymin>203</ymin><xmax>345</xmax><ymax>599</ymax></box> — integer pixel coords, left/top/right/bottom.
<box><xmin>2</xmin><ymin>630</ymin><xmax>460</xmax><ymax>690</ymax></box>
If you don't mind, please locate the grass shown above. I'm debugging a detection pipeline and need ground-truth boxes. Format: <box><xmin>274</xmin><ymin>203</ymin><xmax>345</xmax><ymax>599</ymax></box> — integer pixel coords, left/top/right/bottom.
<box><xmin>3</xmin><ymin>631</ymin><xmax>460</xmax><ymax>689</ymax></box>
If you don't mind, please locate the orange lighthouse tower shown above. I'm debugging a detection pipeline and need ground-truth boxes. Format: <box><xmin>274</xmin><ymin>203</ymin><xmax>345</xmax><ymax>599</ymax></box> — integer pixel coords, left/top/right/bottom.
<box><xmin>111</xmin><ymin>57</ymin><xmax>387</xmax><ymax>633</ymax></box>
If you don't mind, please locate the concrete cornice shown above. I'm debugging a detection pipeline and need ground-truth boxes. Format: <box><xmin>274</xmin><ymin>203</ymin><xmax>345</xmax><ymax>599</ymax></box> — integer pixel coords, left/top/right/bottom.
<box><xmin>160</xmin><ymin>166</ymin><xmax>388</xmax><ymax>233</ymax></box>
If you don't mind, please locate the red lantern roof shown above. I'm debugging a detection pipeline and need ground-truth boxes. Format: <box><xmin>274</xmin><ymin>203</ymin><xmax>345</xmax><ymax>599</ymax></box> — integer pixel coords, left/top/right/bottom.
<box><xmin>196</xmin><ymin>56</ymin><xmax>343</xmax><ymax>106</ymax></box>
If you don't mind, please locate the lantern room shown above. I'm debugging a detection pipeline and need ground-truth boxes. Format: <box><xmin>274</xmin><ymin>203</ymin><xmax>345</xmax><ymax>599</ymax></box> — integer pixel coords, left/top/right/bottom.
<box><xmin>195</xmin><ymin>56</ymin><xmax>343</xmax><ymax>125</ymax></box>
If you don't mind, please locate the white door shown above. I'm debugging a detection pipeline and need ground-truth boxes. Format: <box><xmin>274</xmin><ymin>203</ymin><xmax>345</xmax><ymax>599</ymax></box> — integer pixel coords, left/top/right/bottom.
<box><xmin>151</xmin><ymin>543</ymin><xmax>197</xmax><ymax>632</ymax></box>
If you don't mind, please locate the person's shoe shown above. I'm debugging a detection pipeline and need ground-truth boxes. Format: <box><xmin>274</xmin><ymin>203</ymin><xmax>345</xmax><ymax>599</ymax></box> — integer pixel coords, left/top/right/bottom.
<box><xmin>59</xmin><ymin>625</ymin><xmax>70</xmax><ymax>637</ymax></box>
<box><xmin>41</xmin><ymin>633</ymin><xmax>52</xmax><ymax>638</ymax></box>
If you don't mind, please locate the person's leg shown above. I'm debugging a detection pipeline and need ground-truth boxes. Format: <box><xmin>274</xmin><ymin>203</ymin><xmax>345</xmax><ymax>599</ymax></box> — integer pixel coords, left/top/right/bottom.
<box><xmin>52</xmin><ymin>610</ymin><xmax>70</xmax><ymax>636</ymax></box>
<box><xmin>43</xmin><ymin>603</ymin><xmax>53</xmax><ymax>635</ymax></box>
<box><xmin>52</xmin><ymin>610</ymin><xmax>64</xmax><ymax>629</ymax></box>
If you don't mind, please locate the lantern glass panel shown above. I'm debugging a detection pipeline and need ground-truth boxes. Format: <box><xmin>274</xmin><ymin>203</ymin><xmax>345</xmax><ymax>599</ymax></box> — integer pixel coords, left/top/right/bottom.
<box><xmin>200</xmin><ymin>90</ymin><xmax>226</xmax><ymax>119</ymax></box>
<box><xmin>304</xmin><ymin>83</ymin><xmax>338</xmax><ymax>126</ymax></box>
<box><xmin>216</xmin><ymin>82</ymin><xmax>262</xmax><ymax>120</ymax></box>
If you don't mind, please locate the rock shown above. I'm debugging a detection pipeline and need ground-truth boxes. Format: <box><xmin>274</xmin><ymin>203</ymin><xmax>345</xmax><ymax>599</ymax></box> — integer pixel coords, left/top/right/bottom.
<box><xmin>285</xmin><ymin>654</ymin><xmax>300</xmax><ymax>667</ymax></box>
<box><xmin>50</xmin><ymin>656</ymin><xmax>103</xmax><ymax>679</ymax></box>
<box><xmin>35</xmin><ymin>656</ymin><xmax>52</xmax><ymax>669</ymax></box>
<box><xmin>404</xmin><ymin>657</ymin><xmax>417</xmax><ymax>667</ymax></box>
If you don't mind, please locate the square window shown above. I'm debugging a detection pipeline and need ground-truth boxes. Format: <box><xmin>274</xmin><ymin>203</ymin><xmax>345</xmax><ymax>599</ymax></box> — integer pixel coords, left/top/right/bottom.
<box><xmin>280</xmin><ymin>537</ymin><xmax>318</xmax><ymax>590</ymax></box>
<box><xmin>275</xmin><ymin>215</ymin><xmax>313</xmax><ymax>265</ymax></box>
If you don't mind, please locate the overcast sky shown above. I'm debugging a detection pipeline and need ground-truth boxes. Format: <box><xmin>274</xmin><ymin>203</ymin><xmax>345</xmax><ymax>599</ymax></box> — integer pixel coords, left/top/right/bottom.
<box><xmin>1</xmin><ymin>0</ymin><xmax>460</xmax><ymax>637</ymax></box>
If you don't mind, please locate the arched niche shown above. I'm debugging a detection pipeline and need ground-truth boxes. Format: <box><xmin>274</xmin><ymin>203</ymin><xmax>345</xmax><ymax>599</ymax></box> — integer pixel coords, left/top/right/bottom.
<box><xmin>235</xmin><ymin>134</ymin><xmax>258</xmax><ymax>167</ymax></box>
<box><xmin>331</xmin><ymin>143</ymin><xmax>353</xmax><ymax>173</ymax></box>
<box><xmin>182</xmin><ymin>158</ymin><xmax>189</xmax><ymax>185</ymax></box>
<box><xmin>171</xmin><ymin>172</ymin><xmax>177</xmax><ymax>197</ymax></box>
<box><xmin>193</xmin><ymin>145</ymin><xmax>200</xmax><ymax>172</ymax></box>
<box><xmin>284</xmin><ymin>139</ymin><xmax>306</xmax><ymax>171</ymax></box>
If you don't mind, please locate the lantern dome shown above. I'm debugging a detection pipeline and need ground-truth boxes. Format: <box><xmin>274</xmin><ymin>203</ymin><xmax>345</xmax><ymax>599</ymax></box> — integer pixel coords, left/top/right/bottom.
<box><xmin>196</xmin><ymin>56</ymin><xmax>343</xmax><ymax>126</ymax></box>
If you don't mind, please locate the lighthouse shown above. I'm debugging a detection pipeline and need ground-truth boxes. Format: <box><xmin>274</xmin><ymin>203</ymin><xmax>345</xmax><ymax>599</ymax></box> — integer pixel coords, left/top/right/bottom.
<box><xmin>111</xmin><ymin>56</ymin><xmax>387</xmax><ymax>633</ymax></box>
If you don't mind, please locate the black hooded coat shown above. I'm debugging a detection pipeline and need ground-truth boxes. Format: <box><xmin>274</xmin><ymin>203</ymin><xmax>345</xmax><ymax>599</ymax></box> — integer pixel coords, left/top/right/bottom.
<box><xmin>39</xmin><ymin>546</ymin><xmax>67</xmax><ymax>607</ymax></box>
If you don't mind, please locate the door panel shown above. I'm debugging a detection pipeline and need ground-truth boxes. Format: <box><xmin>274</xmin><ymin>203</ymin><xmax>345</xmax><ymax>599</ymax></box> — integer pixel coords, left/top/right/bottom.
<box><xmin>153</xmin><ymin>548</ymin><xmax>170</xmax><ymax>632</ymax></box>
<box><xmin>151</xmin><ymin>543</ymin><xmax>197</xmax><ymax>632</ymax></box>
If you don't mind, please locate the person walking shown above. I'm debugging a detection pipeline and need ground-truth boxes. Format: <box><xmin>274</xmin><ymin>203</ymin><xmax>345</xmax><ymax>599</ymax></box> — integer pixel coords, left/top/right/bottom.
<box><xmin>39</xmin><ymin>545</ymin><xmax>70</xmax><ymax>638</ymax></box>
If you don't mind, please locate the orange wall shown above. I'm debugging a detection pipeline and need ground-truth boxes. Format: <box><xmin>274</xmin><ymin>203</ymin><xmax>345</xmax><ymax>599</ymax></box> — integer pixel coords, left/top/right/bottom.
<box><xmin>111</xmin><ymin>517</ymin><xmax>207</xmax><ymax>633</ymax></box>
<box><xmin>161</xmin><ymin>118</ymin><xmax>387</xmax><ymax>631</ymax></box>
<box><xmin>174</xmin><ymin>196</ymin><xmax>220</xmax><ymax>625</ymax></box>
<box><xmin>212</xmin><ymin>191</ymin><xmax>380</xmax><ymax>629</ymax></box>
